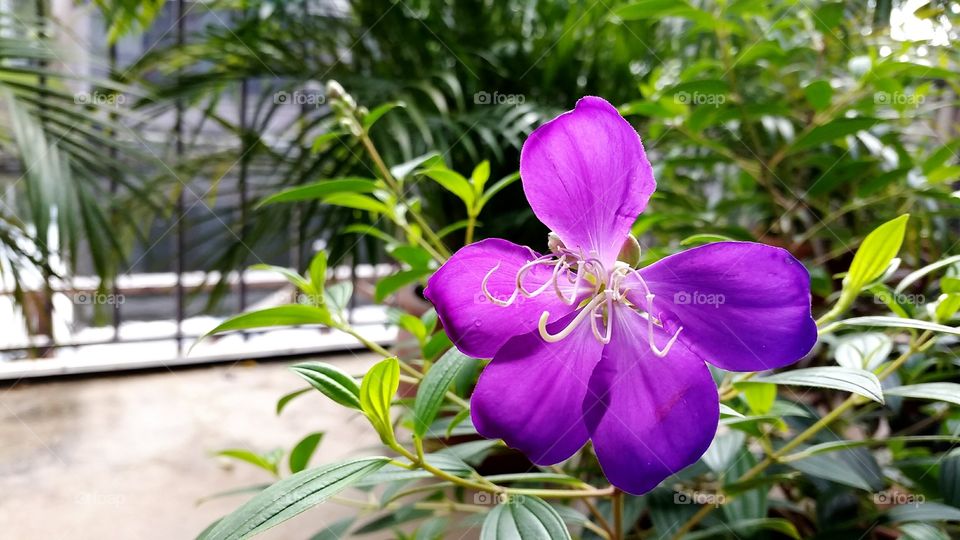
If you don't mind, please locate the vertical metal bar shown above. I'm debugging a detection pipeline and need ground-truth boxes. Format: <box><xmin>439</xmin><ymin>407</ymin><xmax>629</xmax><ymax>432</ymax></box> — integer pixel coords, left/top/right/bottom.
<box><xmin>35</xmin><ymin>0</ymin><xmax>54</xmax><ymax>357</ymax></box>
<box><xmin>174</xmin><ymin>0</ymin><xmax>186</xmax><ymax>354</ymax></box>
<box><xmin>238</xmin><ymin>78</ymin><xmax>249</xmax><ymax>320</ymax></box>
<box><xmin>108</xmin><ymin>42</ymin><xmax>121</xmax><ymax>340</ymax></box>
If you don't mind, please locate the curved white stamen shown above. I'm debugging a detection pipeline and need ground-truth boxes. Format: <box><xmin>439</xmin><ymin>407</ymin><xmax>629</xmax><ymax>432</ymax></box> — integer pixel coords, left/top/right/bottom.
<box><xmin>538</xmin><ymin>293</ymin><xmax>607</xmax><ymax>343</ymax></box>
<box><xmin>516</xmin><ymin>257</ymin><xmax>559</xmax><ymax>297</ymax></box>
<box><xmin>623</xmin><ymin>266</ymin><xmax>684</xmax><ymax>357</ymax></box>
<box><xmin>481</xmin><ymin>263</ymin><xmax>519</xmax><ymax>307</ymax></box>
<box><xmin>554</xmin><ymin>262</ymin><xmax>584</xmax><ymax>305</ymax></box>
<box><xmin>590</xmin><ymin>296</ymin><xmax>612</xmax><ymax>344</ymax></box>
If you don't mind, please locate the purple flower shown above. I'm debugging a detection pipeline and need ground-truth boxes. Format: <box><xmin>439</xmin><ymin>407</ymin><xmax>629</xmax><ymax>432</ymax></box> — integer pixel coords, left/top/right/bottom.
<box><xmin>423</xmin><ymin>96</ymin><xmax>817</xmax><ymax>494</ymax></box>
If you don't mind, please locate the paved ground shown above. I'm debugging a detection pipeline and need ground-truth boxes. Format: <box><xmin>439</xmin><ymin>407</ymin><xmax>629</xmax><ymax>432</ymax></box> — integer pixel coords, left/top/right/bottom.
<box><xmin>0</xmin><ymin>354</ymin><xmax>388</xmax><ymax>539</ymax></box>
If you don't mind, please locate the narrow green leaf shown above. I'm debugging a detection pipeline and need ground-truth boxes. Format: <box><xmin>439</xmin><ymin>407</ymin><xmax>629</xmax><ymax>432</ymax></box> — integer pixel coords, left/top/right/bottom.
<box><xmin>323</xmin><ymin>193</ymin><xmax>389</xmax><ymax>214</ymax></box>
<box><xmin>307</xmin><ymin>517</ymin><xmax>355</xmax><ymax>540</ymax></box>
<box><xmin>896</xmin><ymin>254</ymin><xmax>960</xmax><ymax>294</ymax></box>
<box><xmin>257</xmin><ymin>178</ymin><xmax>377</xmax><ymax>207</ymax></box>
<box><xmin>684</xmin><ymin>518</ymin><xmax>800</xmax><ymax>540</ymax></box>
<box><xmin>308</xmin><ymin>251</ymin><xmax>328</xmax><ymax>298</ymax></box>
<box><xmin>276</xmin><ymin>388</ymin><xmax>311</xmax><ymax>415</ymax></box>
<box><xmin>289</xmin><ymin>432</ymin><xmax>324</xmax><ymax>473</ymax></box>
<box><xmin>719</xmin><ymin>404</ymin><xmax>744</xmax><ymax>417</ymax></box>
<box><xmin>792</xmin><ymin>117</ymin><xmax>881</xmax><ymax>150</ymax></box>
<box><xmin>834</xmin><ymin>332</ymin><xmax>893</xmax><ymax>370</ymax></box>
<box><xmin>846</xmin><ymin>214</ymin><xmax>910</xmax><ymax>290</ymax></box>
<box><xmin>471</xmin><ymin>160</ymin><xmax>491</xmax><ymax>193</ymax></box>
<box><xmin>888</xmin><ymin>502</ymin><xmax>960</xmax><ymax>523</ymax></box>
<box><xmin>203</xmin><ymin>305</ymin><xmax>332</xmax><ymax>338</ymax></box>
<box><xmin>738</xmin><ymin>366</ymin><xmax>884</xmax><ymax>403</ymax></box>
<box><xmin>375</xmin><ymin>269</ymin><xmax>430</xmax><ymax>303</ymax></box>
<box><xmin>413</xmin><ymin>348</ymin><xmax>471</xmax><ymax>438</ymax></box>
<box><xmin>290</xmin><ymin>362</ymin><xmax>363</xmax><ymax>410</ymax></box>
<box><xmin>679</xmin><ymin>233</ymin><xmax>734</xmax><ymax>246</ymax></box>
<box><xmin>833</xmin><ymin>316</ymin><xmax>960</xmax><ymax>337</ymax></box>
<box><xmin>480</xmin><ymin>496</ymin><xmax>572</xmax><ymax>540</ymax></box>
<box><xmin>203</xmin><ymin>457</ymin><xmax>389</xmax><ymax>540</ymax></box>
<box><xmin>215</xmin><ymin>449</ymin><xmax>279</xmax><ymax>476</ymax></box>
<box><xmin>360</xmin><ymin>357</ymin><xmax>401</xmax><ymax>443</ymax></box>
<box><xmin>884</xmin><ymin>383</ymin><xmax>960</xmax><ymax>407</ymax></box>
<box><xmin>248</xmin><ymin>264</ymin><xmax>311</xmax><ymax>293</ymax></box>
<box><xmin>363</xmin><ymin>101</ymin><xmax>405</xmax><ymax>130</ymax></box>
<box><xmin>420</xmin><ymin>166</ymin><xmax>475</xmax><ymax>207</ymax></box>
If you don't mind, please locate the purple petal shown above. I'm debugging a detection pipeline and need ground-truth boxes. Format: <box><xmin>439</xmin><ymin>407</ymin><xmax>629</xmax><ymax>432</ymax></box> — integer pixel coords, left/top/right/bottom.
<box><xmin>471</xmin><ymin>311</ymin><xmax>604</xmax><ymax>465</ymax></box>
<box><xmin>520</xmin><ymin>96</ymin><xmax>656</xmax><ymax>267</ymax></box>
<box><xmin>584</xmin><ymin>308</ymin><xmax>719</xmax><ymax>495</ymax></box>
<box><xmin>424</xmin><ymin>238</ymin><xmax>580</xmax><ymax>359</ymax></box>
<box><xmin>634</xmin><ymin>241</ymin><xmax>818</xmax><ymax>372</ymax></box>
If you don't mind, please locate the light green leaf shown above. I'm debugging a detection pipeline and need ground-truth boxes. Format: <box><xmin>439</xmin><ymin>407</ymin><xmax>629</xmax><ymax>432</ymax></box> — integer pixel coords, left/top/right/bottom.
<box><xmin>789</xmin><ymin>449</ymin><xmax>883</xmax><ymax>491</ymax></box>
<box><xmin>846</xmin><ymin>214</ymin><xmax>910</xmax><ymax>291</ymax></box>
<box><xmin>899</xmin><ymin>523</ymin><xmax>950</xmax><ymax>540</ymax></box>
<box><xmin>784</xmin><ymin>435</ymin><xmax>960</xmax><ymax>461</ymax></box>
<box><xmin>421</xmin><ymin>166</ymin><xmax>475</xmax><ymax>207</ymax></box>
<box><xmin>249</xmin><ymin>264</ymin><xmax>311</xmax><ymax>293</ymax></box>
<box><xmin>934</xmin><ymin>293</ymin><xmax>960</xmax><ymax>322</ymax></box>
<box><xmin>884</xmin><ymin>383</ymin><xmax>960</xmax><ymax>407</ymax></box>
<box><xmin>375</xmin><ymin>269</ymin><xmax>431</xmax><ymax>303</ymax></box>
<box><xmin>289</xmin><ymin>432</ymin><xmax>324</xmax><ymax>474</ymax></box>
<box><xmin>203</xmin><ymin>305</ymin><xmax>332</xmax><ymax>338</ymax></box>
<box><xmin>738</xmin><ymin>367</ymin><xmax>884</xmax><ymax>403</ymax></box>
<box><xmin>834</xmin><ymin>332</ymin><xmax>893</xmax><ymax>370</ymax></box>
<box><xmin>323</xmin><ymin>193</ymin><xmax>390</xmax><ymax>214</ymax></box>
<box><xmin>202</xmin><ymin>457</ymin><xmax>389</xmax><ymax>540</ymax></box>
<box><xmin>471</xmin><ymin>160</ymin><xmax>491</xmax><ymax>193</ymax></box>
<box><xmin>308</xmin><ymin>251</ymin><xmax>328</xmax><ymax>297</ymax></box>
<box><xmin>478</xmin><ymin>172</ymin><xmax>521</xmax><ymax>210</ymax></box>
<box><xmin>743</xmin><ymin>383</ymin><xmax>777</xmax><ymax>414</ymax></box>
<box><xmin>215</xmin><ymin>449</ymin><xmax>281</xmax><ymax>476</ymax></box>
<box><xmin>276</xmin><ymin>388</ymin><xmax>311</xmax><ymax>415</ymax></box>
<box><xmin>413</xmin><ymin>348</ymin><xmax>471</xmax><ymax>438</ymax></box>
<box><xmin>679</xmin><ymin>233</ymin><xmax>734</xmax><ymax>246</ymax></box>
<box><xmin>307</xmin><ymin>517</ymin><xmax>355</xmax><ymax>540</ymax></box>
<box><xmin>719</xmin><ymin>404</ymin><xmax>744</xmax><ymax>417</ymax></box>
<box><xmin>290</xmin><ymin>362</ymin><xmax>362</xmax><ymax>410</ymax></box>
<box><xmin>324</xmin><ymin>282</ymin><xmax>353</xmax><ymax>316</ymax></box>
<box><xmin>896</xmin><ymin>255</ymin><xmax>960</xmax><ymax>294</ymax></box>
<box><xmin>360</xmin><ymin>357</ymin><xmax>401</xmax><ymax>443</ymax></box>
<box><xmin>480</xmin><ymin>496</ymin><xmax>571</xmax><ymax>540</ymax></box>
<box><xmin>257</xmin><ymin>178</ymin><xmax>377</xmax><ymax>207</ymax></box>
<box><xmin>363</xmin><ymin>101</ymin><xmax>405</xmax><ymax>130</ymax></box>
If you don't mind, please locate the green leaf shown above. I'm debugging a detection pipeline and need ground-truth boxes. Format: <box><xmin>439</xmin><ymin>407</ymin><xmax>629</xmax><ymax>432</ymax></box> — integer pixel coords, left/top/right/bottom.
<box><xmin>324</xmin><ymin>282</ymin><xmax>353</xmax><ymax>316</ymax></box>
<box><xmin>323</xmin><ymin>193</ymin><xmax>390</xmax><ymax>214</ymax></box>
<box><xmin>478</xmin><ymin>172</ymin><xmax>521</xmax><ymax>210</ymax></box>
<box><xmin>743</xmin><ymin>383</ymin><xmax>777</xmax><ymax>414</ymax></box>
<box><xmin>257</xmin><ymin>178</ymin><xmax>377</xmax><ymax>207</ymax></box>
<box><xmin>785</xmin><ymin>435</ymin><xmax>960</xmax><ymax>460</ymax></box>
<box><xmin>289</xmin><ymin>432</ymin><xmax>324</xmax><ymax>473</ymax></box>
<box><xmin>835</xmin><ymin>332</ymin><xmax>893</xmax><ymax>370</ymax></box>
<box><xmin>790</xmin><ymin>449</ymin><xmax>883</xmax><ymax>491</ymax></box>
<box><xmin>420</xmin><ymin>166</ymin><xmax>475</xmax><ymax>207</ymax></box>
<box><xmin>941</xmin><ymin>453</ymin><xmax>960</xmax><ymax>507</ymax></box>
<box><xmin>215</xmin><ymin>449</ymin><xmax>280</xmax><ymax>476</ymax></box>
<box><xmin>846</xmin><ymin>214</ymin><xmax>910</xmax><ymax>291</ymax></box>
<box><xmin>679</xmin><ymin>233</ymin><xmax>734</xmax><ymax>246</ymax></box>
<box><xmin>899</xmin><ymin>523</ymin><xmax>950</xmax><ymax>540</ymax></box>
<box><xmin>290</xmin><ymin>362</ymin><xmax>363</xmax><ymax>410</ymax></box>
<box><xmin>248</xmin><ymin>264</ymin><xmax>311</xmax><ymax>293</ymax></box>
<box><xmin>895</xmin><ymin>254</ymin><xmax>960</xmax><ymax>294</ymax></box>
<box><xmin>792</xmin><ymin>117</ymin><xmax>881</xmax><ymax>150</ymax></box>
<box><xmin>445</xmin><ymin>408</ymin><xmax>472</xmax><ymax>438</ymax></box>
<box><xmin>202</xmin><ymin>457</ymin><xmax>389</xmax><ymax>540</ymax></box>
<box><xmin>307</xmin><ymin>517</ymin><xmax>355</xmax><ymax>540</ymax></box>
<box><xmin>308</xmin><ymin>251</ymin><xmax>328</xmax><ymax>297</ymax></box>
<box><xmin>935</xmin><ymin>293</ymin><xmax>960</xmax><ymax>322</ymax></box>
<box><xmin>360</xmin><ymin>357</ymin><xmax>401</xmax><ymax>443</ymax></box>
<box><xmin>479</xmin><ymin>496</ymin><xmax>572</xmax><ymax>540</ymax></box>
<box><xmin>738</xmin><ymin>366</ymin><xmax>884</xmax><ymax>403</ymax></box>
<box><xmin>203</xmin><ymin>305</ymin><xmax>332</xmax><ymax>338</ymax></box>
<box><xmin>684</xmin><ymin>518</ymin><xmax>800</xmax><ymax>540</ymax></box>
<box><xmin>888</xmin><ymin>502</ymin><xmax>960</xmax><ymax>523</ymax></box>
<box><xmin>375</xmin><ymin>269</ymin><xmax>431</xmax><ymax>303</ymax></box>
<box><xmin>884</xmin><ymin>383</ymin><xmax>960</xmax><ymax>407</ymax></box>
<box><xmin>363</xmin><ymin>101</ymin><xmax>405</xmax><ymax>130</ymax></box>
<box><xmin>413</xmin><ymin>348</ymin><xmax>471</xmax><ymax>438</ymax></box>
<box><xmin>276</xmin><ymin>388</ymin><xmax>311</xmax><ymax>415</ymax></box>
<box><xmin>832</xmin><ymin>316</ymin><xmax>960</xmax><ymax>337</ymax></box>
<box><xmin>804</xmin><ymin>80</ymin><xmax>833</xmax><ymax>111</ymax></box>
<box><xmin>471</xmin><ymin>160</ymin><xmax>491</xmax><ymax>193</ymax></box>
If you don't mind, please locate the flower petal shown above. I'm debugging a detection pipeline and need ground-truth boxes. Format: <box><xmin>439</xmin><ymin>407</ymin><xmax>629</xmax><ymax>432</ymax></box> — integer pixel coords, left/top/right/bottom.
<box><xmin>634</xmin><ymin>241</ymin><xmax>818</xmax><ymax>372</ymax></box>
<box><xmin>471</xmin><ymin>311</ymin><xmax>604</xmax><ymax>465</ymax></box>
<box><xmin>424</xmin><ymin>238</ymin><xmax>581</xmax><ymax>359</ymax></box>
<box><xmin>584</xmin><ymin>308</ymin><xmax>719</xmax><ymax>495</ymax></box>
<box><xmin>520</xmin><ymin>96</ymin><xmax>655</xmax><ymax>267</ymax></box>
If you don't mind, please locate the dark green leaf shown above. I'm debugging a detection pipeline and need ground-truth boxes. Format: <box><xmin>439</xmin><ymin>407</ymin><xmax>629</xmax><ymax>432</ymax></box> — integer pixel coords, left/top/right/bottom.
<box><xmin>479</xmin><ymin>496</ymin><xmax>571</xmax><ymax>540</ymax></box>
<box><xmin>413</xmin><ymin>348</ymin><xmax>471</xmax><ymax>438</ymax></box>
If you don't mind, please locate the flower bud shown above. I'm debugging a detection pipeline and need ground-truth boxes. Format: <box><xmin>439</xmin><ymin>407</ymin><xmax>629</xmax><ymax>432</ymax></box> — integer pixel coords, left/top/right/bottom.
<box><xmin>618</xmin><ymin>234</ymin><xmax>641</xmax><ymax>267</ymax></box>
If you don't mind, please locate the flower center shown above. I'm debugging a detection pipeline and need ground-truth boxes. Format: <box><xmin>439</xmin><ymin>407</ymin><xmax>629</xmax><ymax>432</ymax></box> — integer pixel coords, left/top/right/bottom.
<box><xmin>480</xmin><ymin>246</ymin><xmax>683</xmax><ymax>356</ymax></box>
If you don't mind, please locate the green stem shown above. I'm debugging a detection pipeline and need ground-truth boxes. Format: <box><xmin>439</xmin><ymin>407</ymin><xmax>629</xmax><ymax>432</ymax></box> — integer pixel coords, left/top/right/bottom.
<box><xmin>464</xmin><ymin>210</ymin><xmax>477</xmax><ymax>245</ymax></box>
<box><xmin>612</xmin><ymin>489</ymin><xmax>624</xmax><ymax>540</ymax></box>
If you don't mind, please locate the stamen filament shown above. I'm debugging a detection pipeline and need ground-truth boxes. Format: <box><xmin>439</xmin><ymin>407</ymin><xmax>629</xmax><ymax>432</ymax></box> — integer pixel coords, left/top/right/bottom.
<box><xmin>538</xmin><ymin>293</ymin><xmax>607</xmax><ymax>343</ymax></box>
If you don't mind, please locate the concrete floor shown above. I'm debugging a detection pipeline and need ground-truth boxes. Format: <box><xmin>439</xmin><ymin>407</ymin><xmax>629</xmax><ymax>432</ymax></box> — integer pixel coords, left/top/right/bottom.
<box><xmin>0</xmin><ymin>354</ymin><xmax>387</xmax><ymax>539</ymax></box>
